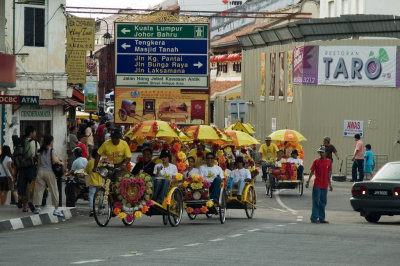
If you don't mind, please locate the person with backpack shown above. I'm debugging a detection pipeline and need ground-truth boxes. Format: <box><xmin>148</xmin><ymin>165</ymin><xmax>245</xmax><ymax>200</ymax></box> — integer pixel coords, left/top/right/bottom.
<box><xmin>0</xmin><ymin>145</ymin><xmax>16</xmax><ymax>206</ymax></box>
<box><xmin>14</xmin><ymin>126</ymin><xmax>39</xmax><ymax>212</ymax></box>
<box><xmin>33</xmin><ymin>135</ymin><xmax>64</xmax><ymax>217</ymax></box>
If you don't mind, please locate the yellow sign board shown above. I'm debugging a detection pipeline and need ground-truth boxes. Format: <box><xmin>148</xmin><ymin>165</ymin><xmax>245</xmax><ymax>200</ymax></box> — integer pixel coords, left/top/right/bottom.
<box><xmin>67</xmin><ymin>18</ymin><xmax>95</xmax><ymax>51</ymax></box>
<box><xmin>225</xmin><ymin>92</ymin><xmax>241</xmax><ymax>102</ymax></box>
<box><xmin>66</xmin><ymin>50</ymin><xmax>86</xmax><ymax>84</ymax></box>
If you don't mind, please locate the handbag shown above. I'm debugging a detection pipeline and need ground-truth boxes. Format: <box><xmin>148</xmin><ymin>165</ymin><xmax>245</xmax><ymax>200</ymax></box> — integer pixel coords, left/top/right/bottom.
<box><xmin>50</xmin><ymin>149</ymin><xmax>64</xmax><ymax>178</ymax></box>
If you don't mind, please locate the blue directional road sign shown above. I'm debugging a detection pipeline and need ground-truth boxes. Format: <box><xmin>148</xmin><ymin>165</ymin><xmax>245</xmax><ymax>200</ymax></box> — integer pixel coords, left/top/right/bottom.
<box><xmin>115</xmin><ymin>23</ymin><xmax>209</xmax><ymax>88</ymax></box>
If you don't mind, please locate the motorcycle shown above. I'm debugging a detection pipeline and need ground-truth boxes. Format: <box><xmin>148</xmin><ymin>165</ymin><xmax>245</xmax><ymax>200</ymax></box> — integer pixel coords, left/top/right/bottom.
<box><xmin>65</xmin><ymin>169</ymin><xmax>89</xmax><ymax>207</ymax></box>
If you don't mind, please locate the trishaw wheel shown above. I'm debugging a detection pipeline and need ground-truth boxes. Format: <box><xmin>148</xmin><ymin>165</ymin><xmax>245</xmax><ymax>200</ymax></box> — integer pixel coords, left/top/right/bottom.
<box><xmin>167</xmin><ymin>189</ymin><xmax>183</xmax><ymax>227</ymax></box>
<box><xmin>206</xmin><ymin>213</ymin><xmax>213</xmax><ymax>218</ymax></box>
<box><xmin>219</xmin><ymin>188</ymin><xmax>227</xmax><ymax>224</ymax></box>
<box><xmin>187</xmin><ymin>212</ymin><xmax>197</xmax><ymax>220</ymax></box>
<box><xmin>93</xmin><ymin>187</ymin><xmax>112</xmax><ymax>227</ymax></box>
<box><xmin>163</xmin><ymin>215</ymin><xmax>168</xmax><ymax>225</ymax></box>
<box><xmin>245</xmin><ymin>186</ymin><xmax>256</xmax><ymax>219</ymax></box>
<box><xmin>122</xmin><ymin>218</ymin><xmax>134</xmax><ymax>226</ymax></box>
<box><xmin>299</xmin><ymin>181</ymin><xmax>304</xmax><ymax>196</ymax></box>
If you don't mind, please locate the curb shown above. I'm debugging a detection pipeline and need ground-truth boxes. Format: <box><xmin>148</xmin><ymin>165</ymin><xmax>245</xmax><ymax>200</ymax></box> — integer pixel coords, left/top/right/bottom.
<box><xmin>0</xmin><ymin>207</ymin><xmax>78</xmax><ymax>232</ymax></box>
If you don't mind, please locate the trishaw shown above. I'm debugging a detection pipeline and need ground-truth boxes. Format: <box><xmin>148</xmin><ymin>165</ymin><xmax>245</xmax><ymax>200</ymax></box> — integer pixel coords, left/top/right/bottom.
<box><xmin>180</xmin><ymin>174</ymin><xmax>227</xmax><ymax>224</ymax></box>
<box><xmin>265</xmin><ymin>162</ymin><xmax>303</xmax><ymax>198</ymax></box>
<box><xmin>92</xmin><ymin>166</ymin><xmax>183</xmax><ymax>227</ymax></box>
<box><xmin>226</xmin><ymin>171</ymin><xmax>257</xmax><ymax>219</ymax></box>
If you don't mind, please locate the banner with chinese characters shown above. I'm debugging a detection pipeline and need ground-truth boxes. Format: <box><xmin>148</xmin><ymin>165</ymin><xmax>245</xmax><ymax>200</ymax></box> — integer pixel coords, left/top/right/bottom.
<box><xmin>260</xmin><ymin>53</ymin><xmax>266</xmax><ymax>101</ymax></box>
<box><xmin>114</xmin><ymin>88</ymin><xmax>209</xmax><ymax>125</ymax></box>
<box><xmin>66</xmin><ymin>50</ymin><xmax>86</xmax><ymax>84</ymax></box>
<box><xmin>67</xmin><ymin>18</ymin><xmax>95</xmax><ymax>51</ymax></box>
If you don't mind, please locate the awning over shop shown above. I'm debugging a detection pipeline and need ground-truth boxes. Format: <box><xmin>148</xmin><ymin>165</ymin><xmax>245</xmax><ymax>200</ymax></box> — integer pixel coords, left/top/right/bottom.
<box><xmin>72</xmin><ymin>88</ymin><xmax>84</xmax><ymax>103</ymax></box>
<box><xmin>40</xmin><ymin>98</ymin><xmax>83</xmax><ymax>113</ymax></box>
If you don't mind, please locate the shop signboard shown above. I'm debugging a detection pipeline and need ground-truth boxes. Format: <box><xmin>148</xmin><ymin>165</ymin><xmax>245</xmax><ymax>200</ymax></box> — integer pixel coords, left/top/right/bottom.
<box><xmin>66</xmin><ymin>50</ymin><xmax>86</xmax><ymax>84</ymax></box>
<box><xmin>66</xmin><ymin>18</ymin><xmax>95</xmax><ymax>51</ymax></box>
<box><xmin>114</xmin><ymin>88</ymin><xmax>209</xmax><ymax>125</ymax></box>
<box><xmin>0</xmin><ymin>95</ymin><xmax>39</xmax><ymax>105</ymax></box>
<box><xmin>115</xmin><ymin>23</ymin><xmax>209</xmax><ymax>88</ymax></box>
<box><xmin>20</xmin><ymin>106</ymin><xmax>52</xmax><ymax>121</ymax></box>
<box><xmin>84</xmin><ymin>76</ymin><xmax>98</xmax><ymax>112</ymax></box>
<box><xmin>344</xmin><ymin>120</ymin><xmax>364</xmax><ymax>137</ymax></box>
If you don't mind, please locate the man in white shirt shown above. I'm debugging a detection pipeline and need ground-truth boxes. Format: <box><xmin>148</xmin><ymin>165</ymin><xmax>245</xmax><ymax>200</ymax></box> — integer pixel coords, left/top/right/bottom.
<box><xmin>199</xmin><ymin>152</ymin><xmax>224</xmax><ymax>202</ymax></box>
<box><xmin>231</xmin><ymin>157</ymin><xmax>251</xmax><ymax>200</ymax></box>
<box><xmin>286</xmin><ymin>150</ymin><xmax>304</xmax><ymax>180</ymax></box>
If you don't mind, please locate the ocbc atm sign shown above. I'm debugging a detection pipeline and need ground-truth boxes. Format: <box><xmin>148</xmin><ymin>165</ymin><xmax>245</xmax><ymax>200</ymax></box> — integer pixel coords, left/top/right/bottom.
<box><xmin>0</xmin><ymin>95</ymin><xmax>39</xmax><ymax>105</ymax></box>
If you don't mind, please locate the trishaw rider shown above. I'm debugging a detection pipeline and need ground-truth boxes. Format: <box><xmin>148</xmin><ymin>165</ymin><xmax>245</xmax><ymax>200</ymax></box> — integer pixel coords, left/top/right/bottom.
<box><xmin>259</xmin><ymin>136</ymin><xmax>279</xmax><ymax>181</ymax></box>
<box><xmin>199</xmin><ymin>152</ymin><xmax>224</xmax><ymax>202</ymax></box>
<box><xmin>94</xmin><ymin>127</ymin><xmax>132</xmax><ymax>174</ymax></box>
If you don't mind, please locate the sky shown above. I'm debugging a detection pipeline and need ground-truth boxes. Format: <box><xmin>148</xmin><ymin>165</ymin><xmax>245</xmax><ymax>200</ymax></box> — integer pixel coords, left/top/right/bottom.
<box><xmin>66</xmin><ymin>0</ymin><xmax>165</xmax><ymax>18</ymax></box>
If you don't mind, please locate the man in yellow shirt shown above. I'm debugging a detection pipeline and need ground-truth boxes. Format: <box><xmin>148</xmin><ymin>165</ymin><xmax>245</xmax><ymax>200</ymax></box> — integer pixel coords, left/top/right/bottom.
<box><xmin>85</xmin><ymin>148</ymin><xmax>103</xmax><ymax>217</ymax></box>
<box><xmin>94</xmin><ymin>127</ymin><xmax>132</xmax><ymax>171</ymax></box>
<box><xmin>258</xmin><ymin>136</ymin><xmax>278</xmax><ymax>181</ymax></box>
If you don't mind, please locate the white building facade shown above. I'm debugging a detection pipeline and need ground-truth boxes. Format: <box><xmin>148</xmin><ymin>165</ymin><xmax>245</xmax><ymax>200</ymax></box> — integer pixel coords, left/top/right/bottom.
<box><xmin>2</xmin><ymin>0</ymin><xmax>70</xmax><ymax>160</ymax></box>
<box><xmin>320</xmin><ymin>0</ymin><xmax>400</xmax><ymax>18</ymax></box>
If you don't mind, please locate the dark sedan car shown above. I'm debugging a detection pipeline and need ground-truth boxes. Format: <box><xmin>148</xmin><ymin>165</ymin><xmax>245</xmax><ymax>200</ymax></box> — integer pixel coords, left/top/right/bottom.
<box><xmin>350</xmin><ymin>162</ymin><xmax>400</xmax><ymax>223</ymax></box>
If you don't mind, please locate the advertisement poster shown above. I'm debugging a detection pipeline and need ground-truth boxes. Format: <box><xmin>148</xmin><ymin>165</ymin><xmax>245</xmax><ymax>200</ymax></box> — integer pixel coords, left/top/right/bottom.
<box><xmin>318</xmin><ymin>46</ymin><xmax>397</xmax><ymax>87</ymax></box>
<box><xmin>114</xmin><ymin>88</ymin><xmax>209</xmax><ymax>125</ymax></box>
<box><xmin>66</xmin><ymin>50</ymin><xmax>86</xmax><ymax>84</ymax></box>
<box><xmin>260</xmin><ymin>53</ymin><xmax>266</xmax><ymax>101</ymax></box>
<box><xmin>286</xmin><ymin>50</ymin><xmax>294</xmax><ymax>103</ymax></box>
<box><xmin>84</xmin><ymin>76</ymin><xmax>98</xmax><ymax>112</ymax></box>
<box><xmin>278</xmin><ymin>52</ymin><xmax>285</xmax><ymax>100</ymax></box>
<box><xmin>293</xmin><ymin>46</ymin><xmax>319</xmax><ymax>85</ymax></box>
<box><xmin>344</xmin><ymin>120</ymin><xmax>364</xmax><ymax>137</ymax></box>
<box><xmin>293</xmin><ymin>46</ymin><xmax>303</xmax><ymax>85</ymax></box>
<box><xmin>269</xmin><ymin>53</ymin><xmax>276</xmax><ymax>100</ymax></box>
<box><xmin>66</xmin><ymin>18</ymin><xmax>95</xmax><ymax>51</ymax></box>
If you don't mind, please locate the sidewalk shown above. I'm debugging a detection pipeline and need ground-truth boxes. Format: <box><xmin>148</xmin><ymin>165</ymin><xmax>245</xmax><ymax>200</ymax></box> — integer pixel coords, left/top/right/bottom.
<box><xmin>0</xmin><ymin>205</ymin><xmax>77</xmax><ymax>232</ymax></box>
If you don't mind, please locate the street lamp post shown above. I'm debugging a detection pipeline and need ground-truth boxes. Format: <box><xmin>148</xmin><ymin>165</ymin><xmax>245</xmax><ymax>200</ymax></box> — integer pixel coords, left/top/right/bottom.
<box><xmin>96</xmin><ymin>18</ymin><xmax>112</xmax><ymax>46</ymax></box>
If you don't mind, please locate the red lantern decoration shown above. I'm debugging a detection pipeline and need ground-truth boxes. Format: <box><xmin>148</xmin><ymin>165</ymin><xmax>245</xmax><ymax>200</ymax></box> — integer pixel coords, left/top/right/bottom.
<box><xmin>222</xmin><ymin>0</ymin><xmax>229</xmax><ymax>4</ymax></box>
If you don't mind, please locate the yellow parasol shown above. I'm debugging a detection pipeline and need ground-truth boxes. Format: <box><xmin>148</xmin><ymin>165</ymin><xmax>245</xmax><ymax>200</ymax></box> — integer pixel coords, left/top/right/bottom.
<box><xmin>124</xmin><ymin>120</ymin><xmax>188</xmax><ymax>140</ymax></box>
<box><xmin>183</xmin><ymin>125</ymin><xmax>229</xmax><ymax>143</ymax></box>
<box><xmin>224</xmin><ymin>130</ymin><xmax>260</xmax><ymax>146</ymax></box>
<box><xmin>268</xmin><ymin>129</ymin><xmax>307</xmax><ymax>142</ymax></box>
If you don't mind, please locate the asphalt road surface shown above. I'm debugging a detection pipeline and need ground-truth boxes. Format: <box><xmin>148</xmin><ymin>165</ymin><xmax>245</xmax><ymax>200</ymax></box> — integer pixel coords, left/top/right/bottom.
<box><xmin>1</xmin><ymin>178</ymin><xmax>400</xmax><ymax>266</ymax></box>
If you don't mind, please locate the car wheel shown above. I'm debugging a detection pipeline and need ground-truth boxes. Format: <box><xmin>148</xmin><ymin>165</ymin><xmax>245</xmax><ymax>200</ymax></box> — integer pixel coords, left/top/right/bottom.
<box><xmin>365</xmin><ymin>213</ymin><xmax>381</xmax><ymax>223</ymax></box>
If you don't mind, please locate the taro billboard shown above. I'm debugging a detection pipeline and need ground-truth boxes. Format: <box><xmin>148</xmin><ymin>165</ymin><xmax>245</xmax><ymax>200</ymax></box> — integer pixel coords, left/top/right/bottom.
<box><xmin>292</xmin><ymin>46</ymin><xmax>400</xmax><ymax>87</ymax></box>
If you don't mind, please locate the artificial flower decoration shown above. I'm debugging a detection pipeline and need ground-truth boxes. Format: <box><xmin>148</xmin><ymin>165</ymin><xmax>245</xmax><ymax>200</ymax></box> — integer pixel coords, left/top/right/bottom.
<box><xmin>198</xmin><ymin>176</ymin><xmax>205</xmax><ymax>183</ymax></box>
<box><xmin>212</xmin><ymin>143</ymin><xmax>220</xmax><ymax>151</ymax></box>
<box><xmin>216</xmin><ymin>150</ymin><xmax>224</xmax><ymax>158</ymax></box>
<box><xmin>201</xmin><ymin>191</ymin><xmax>208</xmax><ymax>199</ymax></box>
<box><xmin>152</xmin><ymin>121</ymin><xmax>158</xmax><ymax>132</ymax></box>
<box><xmin>224</xmin><ymin>147</ymin><xmax>232</xmax><ymax>153</ymax></box>
<box><xmin>152</xmin><ymin>142</ymin><xmax>161</xmax><ymax>152</ymax></box>
<box><xmin>203</xmin><ymin>181</ymin><xmax>211</xmax><ymax>188</ymax></box>
<box><xmin>129</xmin><ymin>142</ymin><xmax>137</xmax><ymax>152</ymax></box>
<box><xmin>162</xmin><ymin>143</ymin><xmax>170</xmax><ymax>150</ymax></box>
<box><xmin>177</xmin><ymin>151</ymin><xmax>186</xmax><ymax>161</ymax></box>
<box><xmin>141</xmin><ymin>206</ymin><xmax>149</xmax><ymax>214</ymax></box>
<box><xmin>176</xmin><ymin>173</ymin><xmax>183</xmax><ymax>181</ymax></box>
<box><xmin>126</xmin><ymin>213</ymin><xmax>134</xmax><ymax>223</ymax></box>
<box><xmin>183</xmin><ymin>181</ymin><xmax>189</xmax><ymax>188</ymax></box>
<box><xmin>200</xmin><ymin>206</ymin><xmax>208</xmax><ymax>214</ymax></box>
<box><xmin>186</xmin><ymin>207</ymin><xmax>194</xmax><ymax>214</ymax></box>
<box><xmin>177</xmin><ymin>162</ymin><xmax>186</xmax><ymax>173</ymax></box>
<box><xmin>166</xmin><ymin>199</ymin><xmax>171</xmax><ymax>205</ymax></box>
<box><xmin>186</xmin><ymin>192</ymin><xmax>193</xmax><ymax>200</ymax></box>
<box><xmin>134</xmin><ymin>211</ymin><xmax>142</xmax><ymax>218</ymax></box>
<box><xmin>218</xmin><ymin>156</ymin><xmax>226</xmax><ymax>164</ymax></box>
<box><xmin>118</xmin><ymin>212</ymin><xmax>127</xmax><ymax>219</ymax></box>
<box><xmin>173</xmin><ymin>142</ymin><xmax>182</xmax><ymax>151</ymax></box>
<box><xmin>114</xmin><ymin>202</ymin><xmax>123</xmax><ymax>209</ymax></box>
<box><xmin>165</xmin><ymin>136</ymin><xmax>174</xmax><ymax>144</ymax></box>
<box><xmin>136</xmin><ymin>136</ymin><xmax>145</xmax><ymax>145</ymax></box>
<box><xmin>171</xmin><ymin>148</ymin><xmax>178</xmax><ymax>156</ymax></box>
<box><xmin>113</xmin><ymin>208</ymin><xmax>121</xmax><ymax>215</ymax></box>
<box><xmin>206</xmin><ymin>200</ymin><xmax>214</xmax><ymax>208</ymax></box>
<box><xmin>192</xmin><ymin>174</ymin><xmax>199</xmax><ymax>182</ymax></box>
<box><xmin>193</xmin><ymin>208</ymin><xmax>201</xmax><ymax>214</ymax></box>
<box><xmin>126</xmin><ymin>162</ymin><xmax>134</xmax><ymax>172</ymax></box>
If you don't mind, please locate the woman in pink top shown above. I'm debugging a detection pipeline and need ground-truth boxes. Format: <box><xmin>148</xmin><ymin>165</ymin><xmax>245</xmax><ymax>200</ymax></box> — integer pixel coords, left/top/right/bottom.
<box><xmin>351</xmin><ymin>134</ymin><xmax>365</xmax><ymax>182</ymax></box>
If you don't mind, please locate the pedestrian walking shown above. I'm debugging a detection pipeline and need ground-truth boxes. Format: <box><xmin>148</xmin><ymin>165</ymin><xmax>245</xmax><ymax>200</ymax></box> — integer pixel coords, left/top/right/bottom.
<box><xmin>323</xmin><ymin>136</ymin><xmax>339</xmax><ymax>166</ymax></box>
<box><xmin>77</xmin><ymin>132</ymin><xmax>89</xmax><ymax>159</ymax></box>
<box><xmin>85</xmin><ymin>148</ymin><xmax>103</xmax><ymax>217</ymax></box>
<box><xmin>33</xmin><ymin>135</ymin><xmax>64</xmax><ymax>217</ymax></box>
<box><xmin>364</xmin><ymin>144</ymin><xmax>374</xmax><ymax>180</ymax></box>
<box><xmin>306</xmin><ymin>146</ymin><xmax>333</xmax><ymax>224</ymax></box>
<box><xmin>85</xmin><ymin>121</ymin><xmax>95</xmax><ymax>155</ymax></box>
<box><xmin>0</xmin><ymin>145</ymin><xmax>16</xmax><ymax>206</ymax></box>
<box><xmin>351</xmin><ymin>134</ymin><xmax>365</xmax><ymax>182</ymax></box>
<box><xmin>67</xmin><ymin>126</ymin><xmax>79</xmax><ymax>169</ymax></box>
<box><xmin>15</xmin><ymin>126</ymin><xmax>39</xmax><ymax>212</ymax></box>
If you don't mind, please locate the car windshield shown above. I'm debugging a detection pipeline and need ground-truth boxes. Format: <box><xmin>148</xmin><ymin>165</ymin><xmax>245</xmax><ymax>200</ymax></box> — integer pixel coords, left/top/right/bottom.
<box><xmin>373</xmin><ymin>163</ymin><xmax>400</xmax><ymax>181</ymax></box>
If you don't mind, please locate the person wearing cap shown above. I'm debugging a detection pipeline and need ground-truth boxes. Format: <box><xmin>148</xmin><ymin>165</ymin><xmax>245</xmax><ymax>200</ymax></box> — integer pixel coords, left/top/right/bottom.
<box><xmin>305</xmin><ymin>146</ymin><xmax>333</xmax><ymax>224</ymax></box>
<box><xmin>323</xmin><ymin>137</ymin><xmax>339</xmax><ymax>166</ymax></box>
<box><xmin>153</xmin><ymin>149</ymin><xmax>178</xmax><ymax>204</ymax></box>
<box><xmin>287</xmin><ymin>150</ymin><xmax>304</xmax><ymax>180</ymax></box>
<box><xmin>230</xmin><ymin>157</ymin><xmax>251</xmax><ymax>201</ymax></box>
<box><xmin>94</xmin><ymin>127</ymin><xmax>132</xmax><ymax>171</ymax></box>
<box><xmin>259</xmin><ymin>136</ymin><xmax>279</xmax><ymax>181</ymax></box>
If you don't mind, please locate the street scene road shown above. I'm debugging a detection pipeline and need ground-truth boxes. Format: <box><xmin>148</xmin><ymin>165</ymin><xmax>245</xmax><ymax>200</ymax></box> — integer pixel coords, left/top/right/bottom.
<box><xmin>2</xmin><ymin>178</ymin><xmax>400</xmax><ymax>266</ymax></box>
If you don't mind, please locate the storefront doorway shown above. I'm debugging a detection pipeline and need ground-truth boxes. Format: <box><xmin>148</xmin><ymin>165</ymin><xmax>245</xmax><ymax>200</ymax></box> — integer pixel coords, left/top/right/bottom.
<box><xmin>20</xmin><ymin>121</ymin><xmax>51</xmax><ymax>145</ymax></box>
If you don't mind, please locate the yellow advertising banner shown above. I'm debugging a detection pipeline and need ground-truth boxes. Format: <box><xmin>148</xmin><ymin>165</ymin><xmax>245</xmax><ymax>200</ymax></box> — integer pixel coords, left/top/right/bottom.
<box><xmin>115</xmin><ymin>88</ymin><xmax>209</xmax><ymax>125</ymax></box>
<box><xmin>67</xmin><ymin>18</ymin><xmax>95</xmax><ymax>51</ymax></box>
<box><xmin>260</xmin><ymin>53</ymin><xmax>266</xmax><ymax>101</ymax></box>
<box><xmin>286</xmin><ymin>50</ymin><xmax>294</xmax><ymax>103</ymax></box>
<box><xmin>66</xmin><ymin>50</ymin><xmax>86</xmax><ymax>84</ymax></box>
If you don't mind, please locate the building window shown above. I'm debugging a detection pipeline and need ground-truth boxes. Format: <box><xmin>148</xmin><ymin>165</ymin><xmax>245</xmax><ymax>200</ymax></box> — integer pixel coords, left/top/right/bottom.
<box><xmin>233</xmin><ymin>62</ymin><xmax>241</xmax><ymax>73</ymax></box>
<box><xmin>231</xmin><ymin>1</ymin><xmax>242</xmax><ymax>6</ymax></box>
<box><xmin>24</xmin><ymin>7</ymin><xmax>45</xmax><ymax>47</ymax></box>
<box><xmin>223</xmin><ymin>64</ymin><xmax>227</xmax><ymax>73</ymax></box>
<box><xmin>328</xmin><ymin>1</ymin><xmax>335</xmax><ymax>17</ymax></box>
